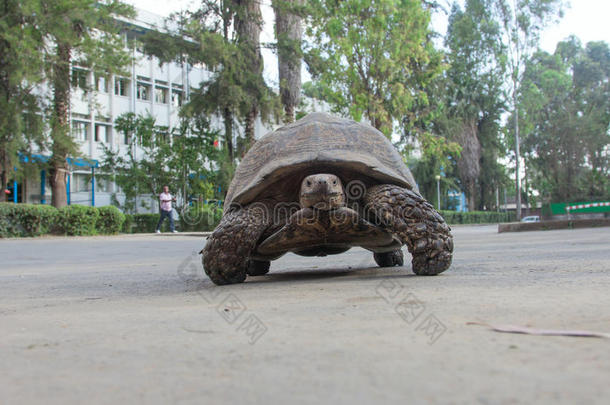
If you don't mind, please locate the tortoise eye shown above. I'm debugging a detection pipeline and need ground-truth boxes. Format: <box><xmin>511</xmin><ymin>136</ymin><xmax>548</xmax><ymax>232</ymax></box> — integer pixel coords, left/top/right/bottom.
<box><xmin>306</xmin><ymin>180</ymin><xmax>312</xmax><ymax>187</ymax></box>
<box><xmin>333</xmin><ymin>180</ymin><xmax>337</xmax><ymax>185</ymax></box>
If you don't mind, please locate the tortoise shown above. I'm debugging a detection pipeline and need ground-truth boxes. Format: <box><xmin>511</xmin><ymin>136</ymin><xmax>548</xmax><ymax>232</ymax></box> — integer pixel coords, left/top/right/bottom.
<box><xmin>202</xmin><ymin>112</ymin><xmax>453</xmax><ymax>285</ymax></box>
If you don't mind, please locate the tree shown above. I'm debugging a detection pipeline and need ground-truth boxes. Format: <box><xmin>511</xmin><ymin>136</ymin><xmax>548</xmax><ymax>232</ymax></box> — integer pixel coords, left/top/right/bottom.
<box><xmin>304</xmin><ymin>0</ymin><xmax>443</xmax><ymax>137</ymax></box>
<box><xmin>0</xmin><ymin>0</ymin><xmax>45</xmax><ymax>202</ymax></box>
<box><xmin>438</xmin><ymin>0</ymin><xmax>508</xmax><ymax>210</ymax></box>
<box><xmin>273</xmin><ymin>0</ymin><xmax>305</xmax><ymax>123</ymax></box>
<box><xmin>35</xmin><ymin>0</ymin><xmax>135</xmax><ymax>207</ymax></box>
<box><xmin>491</xmin><ymin>0</ymin><xmax>563</xmax><ymax>218</ymax></box>
<box><xmin>141</xmin><ymin>1</ymin><xmax>279</xmax><ymax>162</ymax></box>
<box><xmin>100</xmin><ymin>113</ymin><xmax>221</xmax><ymax>213</ymax></box>
<box><xmin>234</xmin><ymin>0</ymin><xmax>264</xmax><ymax>147</ymax></box>
<box><xmin>518</xmin><ymin>38</ymin><xmax>610</xmax><ymax>202</ymax></box>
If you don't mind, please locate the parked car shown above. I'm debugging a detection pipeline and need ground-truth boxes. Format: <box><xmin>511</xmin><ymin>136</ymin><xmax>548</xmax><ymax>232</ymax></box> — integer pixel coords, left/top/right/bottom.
<box><xmin>520</xmin><ymin>215</ymin><xmax>541</xmax><ymax>223</ymax></box>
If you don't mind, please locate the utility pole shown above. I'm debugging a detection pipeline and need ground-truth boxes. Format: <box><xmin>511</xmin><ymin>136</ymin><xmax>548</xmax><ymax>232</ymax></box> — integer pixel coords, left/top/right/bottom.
<box><xmin>435</xmin><ymin>174</ymin><xmax>441</xmax><ymax>210</ymax></box>
<box><xmin>514</xmin><ymin>101</ymin><xmax>522</xmax><ymax>220</ymax></box>
<box><xmin>512</xmin><ymin>1</ymin><xmax>522</xmax><ymax>221</ymax></box>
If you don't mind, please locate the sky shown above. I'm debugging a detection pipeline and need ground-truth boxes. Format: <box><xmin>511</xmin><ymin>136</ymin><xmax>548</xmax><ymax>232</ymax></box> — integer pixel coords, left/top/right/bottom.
<box><xmin>125</xmin><ymin>0</ymin><xmax>610</xmax><ymax>87</ymax></box>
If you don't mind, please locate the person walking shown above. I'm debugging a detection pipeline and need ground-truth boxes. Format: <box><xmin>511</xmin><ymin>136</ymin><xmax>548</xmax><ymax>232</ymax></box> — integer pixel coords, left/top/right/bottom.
<box><xmin>156</xmin><ymin>185</ymin><xmax>177</xmax><ymax>233</ymax></box>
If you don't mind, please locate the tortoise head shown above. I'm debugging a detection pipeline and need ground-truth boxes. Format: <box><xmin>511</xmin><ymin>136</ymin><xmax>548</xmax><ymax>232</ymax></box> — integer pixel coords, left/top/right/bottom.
<box><xmin>299</xmin><ymin>174</ymin><xmax>346</xmax><ymax>211</ymax></box>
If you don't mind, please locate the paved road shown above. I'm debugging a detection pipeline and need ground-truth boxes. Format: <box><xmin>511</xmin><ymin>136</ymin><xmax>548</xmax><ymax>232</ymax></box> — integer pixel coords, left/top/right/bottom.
<box><xmin>1</xmin><ymin>225</ymin><xmax>609</xmax><ymax>404</ymax></box>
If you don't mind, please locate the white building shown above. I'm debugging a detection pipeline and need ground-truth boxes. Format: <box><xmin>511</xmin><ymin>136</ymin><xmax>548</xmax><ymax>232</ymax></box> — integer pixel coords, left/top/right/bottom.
<box><xmin>17</xmin><ymin>9</ymin><xmax>270</xmax><ymax>212</ymax></box>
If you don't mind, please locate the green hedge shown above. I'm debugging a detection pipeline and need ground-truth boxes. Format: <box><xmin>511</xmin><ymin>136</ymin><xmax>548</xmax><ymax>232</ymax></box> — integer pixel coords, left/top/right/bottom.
<box><xmin>120</xmin><ymin>206</ymin><xmax>222</xmax><ymax>233</ymax></box>
<box><xmin>56</xmin><ymin>205</ymin><xmax>99</xmax><ymax>235</ymax></box>
<box><xmin>0</xmin><ymin>203</ymin><xmax>127</xmax><ymax>237</ymax></box>
<box><xmin>121</xmin><ymin>213</ymin><xmax>170</xmax><ymax>233</ymax></box>
<box><xmin>0</xmin><ymin>203</ymin><xmax>58</xmax><ymax>237</ymax></box>
<box><xmin>179</xmin><ymin>205</ymin><xmax>223</xmax><ymax>232</ymax></box>
<box><xmin>1</xmin><ymin>202</ymin><xmax>512</xmax><ymax>238</ymax></box>
<box><xmin>96</xmin><ymin>206</ymin><xmax>126</xmax><ymax>234</ymax></box>
<box><xmin>440</xmin><ymin>210</ymin><xmax>514</xmax><ymax>224</ymax></box>
<box><xmin>133</xmin><ymin>213</ymin><xmax>164</xmax><ymax>233</ymax></box>
<box><xmin>122</xmin><ymin>213</ymin><xmax>134</xmax><ymax>233</ymax></box>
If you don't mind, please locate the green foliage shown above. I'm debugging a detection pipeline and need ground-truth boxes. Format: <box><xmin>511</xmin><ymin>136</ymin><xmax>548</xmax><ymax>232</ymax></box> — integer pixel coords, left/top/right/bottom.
<box><xmin>122</xmin><ymin>213</ymin><xmax>134</xmax><ymax>233</ymax></box>
<box><xmin>131</xmin><ymin>214</ymin><xmax>165</xmax><ymax>233</ymax></box>
<box><xmin>141</xmin><ymin>1</ymin><xmax>280</xmax><ymax>161</ymax></box>
<box><xmin>33</xmin><ymin>0</ymin><xmax>135</xmax><ymax>207</ymax></box>
<box><xmin>0</xmin><ymin>203</ymin><xmax>58</xmax><ymax>237</ymax></box>
<box><xmin>440</xmin><ymin>210</ymin><xmax>514</xmax><ymax>225</ymax></box>
<box><xmin>304</xmin><ymin>0</ymin><xmax>443</xmax><ymax>136</ymax></box>
<box><xmin>126</xmin><ymin>213</ymin><xmax>175</xmax><ymax>233</ymax></box>
<box><xmin>0</xmin><ymin>203</ymin><xmax>18</xmax><ymax>237</ymax></box>
<box><xmin>491</xmin><ymin>0</ymin><xmax>564</xmax><ymax>217</ymax></box>
<box><xmin>0</xmin><ymin>203</ymin><xmax>128</xmax><ymax>237</ymax></box>
<box><xmin>517</xmin><ymin>37</ymin><xmax>610</xmax><ymax>202</ymax></box>
<box><xmin>96</xmin><ymin>206</ymin><xmax>126</xmax><ymax>234</ymax></box>
<box><xmin>443</xmin><ymin>0</ymin><xmax>509</xmax><ymax>211</ymax></box>
<box><xmin>408</xmin><ymin>133</ymin><xmax>461</xmax><ymax>205</ymax></box>
<box><xmin>100</xmin><ymin>113</ymin><xmax>222</xmax><ymax>213</ymax></box>
<box><xmin>179</xmin><ymin>204</ymin><xmax>223</xmax><ymax>232</ymax></box>
<box><xmin>56</xmin><ymin>205</ymin><xmax>99</xmax><ymax>236</ymax></box>
<box><xmin>0</xmin><ymin>1</ymin><xmax>46</xmax><ymax>202</ymax></box>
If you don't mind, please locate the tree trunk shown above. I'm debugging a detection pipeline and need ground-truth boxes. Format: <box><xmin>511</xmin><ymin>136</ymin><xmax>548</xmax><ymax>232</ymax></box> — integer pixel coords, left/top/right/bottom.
<box><xmin>523</xmin><ymin>157</ymin><xmax>529</xmax><ymax>215</ymax></box>
<box><xmin>0</xmin><ymin>144</ymin><xmax>9</xmax><ymax>202</ymax></box>
<box><xmin>223</xmin><ymin>107</ymin><xmax>234</xmax><ymax>162</ymax></box>
<box><xmin>456</xmin><ymin>119</ymin><xmax>481</xmax><ymax>212</ymax></box>
<box><xmin>513</xmin><ymin>89</ymin><xmax>522</xmax><ymax>220</ymax></box>
<box><xmin>234</xmin><ymin>0</ymin><xmax>262</xmax><ymax>150</ymax></box>
<box><xmin>466</xmin><ymin>180</ymin><xmax>476</xmax><ymax>212</ymax></box>
<box><xmin>273</xmin><ymin>0</ymin><xmax>303</xmax><ymax>123</ymax></box>
<box><xmin>49</xmin><ymin>43</ymin><xmax>72</xmax><ymax>208</ymax></box>
<box><xmin>244</xmin><ymin>107</ymin><xmax>257</xmax><ymax>151</ymax></box>
<box><xmin>0</xmin><ymin>165</ymin><xmax>7</xmax><ymax>203</ymax></box>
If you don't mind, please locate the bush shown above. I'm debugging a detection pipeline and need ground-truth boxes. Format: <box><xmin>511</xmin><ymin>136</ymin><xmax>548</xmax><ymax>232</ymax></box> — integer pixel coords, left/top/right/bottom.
<box><xmin>440</xmin><ymin>210</ymin><xmax>514</xmax><ymax>225</ymax></box>
<box><xmin>122</xmin><ymin>213</ymin><xmax>134</xmax><ymax>233</ymax></box>
<box><xmin>0</xmin><ymin>203</ymin><xmax>58</xmax><ymax>237</ymax></box>
<box><xmin>96</xmin><ymin>206</ymin><xmax>126</xmax><ymax>234</ymax></box>
<box><xmin>18</xmin><ymin>204</ymin><xmax>58</xmax><ymax>236</ymax></box>
<box><xmin>0</xmin><ymin>203</ymin><xmax>20</xmax><ymax>237</ymax></box>
<box><xmin>56</xmin><ymin>205</ymin><xmax>99</xmax><ymax>236</ymax></box>
<box><xmin>179</xmin><ymin>204</ymin><xmax>223</xmax><ymax>232</ymax></box>
<box><xmin>132</xmin><ymin>213</ymin><xmax>165</xmax><ymax>233</ymax></box>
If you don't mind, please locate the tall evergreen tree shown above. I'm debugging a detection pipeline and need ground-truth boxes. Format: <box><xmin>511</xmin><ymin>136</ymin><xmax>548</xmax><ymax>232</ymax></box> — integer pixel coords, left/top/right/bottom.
<box><xmin>0</xmin><ymin>0</ymin><xmax>45</xmax><ymax>202</ymax></box>
<box><xmin>36</xmin><ymin>0</ymin><xmax>134</xmax><ymax>207</ymax></box>
<box><xmin>142</xmin><ymin>1</ymin><xmax>279</xmax><ymax>160</ymax></box>
<box><xmin>518</xmin><ymin>38</ymin><xmax>610</xmax><ymax>201</ymax></box>
<box><xmin>491</xmin><ymin>0</ymin><xmax>563</xmax><ymax>218</ymax></box>
<box><xmin>440</xmin><ymin>0</ymin><xmax>507</xmax><ymax>210</ymax></box>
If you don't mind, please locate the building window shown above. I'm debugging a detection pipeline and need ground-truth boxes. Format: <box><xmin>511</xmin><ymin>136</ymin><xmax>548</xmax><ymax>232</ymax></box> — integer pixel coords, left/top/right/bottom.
<box><xmin>137</xmin><ymin>83</ymin><xmax>151</xmax><ymax>101</ymax></box>
<box><xmin>155</xmin><ymin>87</ymin><xmax>168</xmax><ymax>104</ymax></box>
<box><xmin>171</xmin><ymin>90</ymin><xmax>182</xmax><ymax>107</ymax></box>
<box><xmin>114</xmin><ymin>78</ymin><xmax>129</xmax><ymax>97</ymax></box>
<box><xmin>72</xmin><ymin>121</ymin><xmax>89</xmax><ymax>141</ymax></box>
<box><xmin>123</xmin><ymin>132</ymin><xmax>132</xmax><ymax>145</ymax></box>
<box><xmin>74</xmin><ymin>174</ymin><xmax>90</xmax><ymax>192</ymax></box>
<box><xmin>71</xmin><ymin>68</ymin><xmax>88</xmax><ymax>90</ymax></box>
<box><xmin>95</xmin><ymin>124</ymin><xmax>110</xmax><ymax>143</ymax></box>
<box><xmin>95</xmin><ymin>75</ymin><xmax>108</xmax><ymax>93</ymax></box>
<box><xmin>95</xmin><ymin>178</ymin><xmax>112</xmax><ymax>193</ymax></box>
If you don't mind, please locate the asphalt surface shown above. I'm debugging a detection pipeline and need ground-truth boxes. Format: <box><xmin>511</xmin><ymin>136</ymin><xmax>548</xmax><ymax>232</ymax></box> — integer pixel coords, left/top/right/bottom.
<box><xmin>1</xmin><ymin>225</ymin><xmax>609</xmax><ymax>404</ymax></box>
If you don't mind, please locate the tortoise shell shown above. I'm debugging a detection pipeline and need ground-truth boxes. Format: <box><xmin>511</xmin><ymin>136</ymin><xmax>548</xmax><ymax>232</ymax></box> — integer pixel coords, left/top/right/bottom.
<box><xmin>224</xmin><ymin>112</ymin><xmax>418</xmax><ymax>209</ymax></box>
